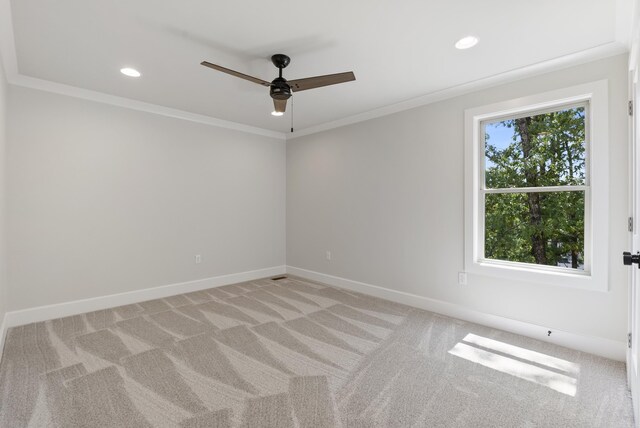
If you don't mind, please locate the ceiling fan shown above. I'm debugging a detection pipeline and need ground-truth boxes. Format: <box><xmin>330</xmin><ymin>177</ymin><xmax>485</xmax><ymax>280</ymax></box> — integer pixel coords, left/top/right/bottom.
<box><xmin>200</xmin><ymin>54</ymin><xmax>356</xmax><ymax>116</ymax></box>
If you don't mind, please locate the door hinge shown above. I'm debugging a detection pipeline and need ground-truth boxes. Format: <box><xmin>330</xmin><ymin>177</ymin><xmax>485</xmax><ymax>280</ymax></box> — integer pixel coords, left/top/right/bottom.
<box><xmin>630</xmin><ymin>100</ymin><xmax>634</xmax><ymax>116</ymax></box>
<box><xmin>629</xmin><ymin>332</ymin><xmax>633</xmax><ymax>349</ymax></box>
<box><xmin>630</xmin><ymin>217</ymin><xmax>634</xmax><ymax>232</ymax></box>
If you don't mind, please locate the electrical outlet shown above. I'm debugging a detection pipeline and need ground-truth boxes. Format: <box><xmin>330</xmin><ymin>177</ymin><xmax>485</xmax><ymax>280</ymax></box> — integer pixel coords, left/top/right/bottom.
<box><xmin>458</xmin><ymin>272</ymin><xmax>467</xmax><ymax>285</ymax></box>
<box><xmin>326</xmin><ymin>251</ymin><xmax>332</xmax><ymax>261</ymax></box>
<box><xmin>195</xmin><ymin>254</ymin><xmax>202</xmax><ymax>264</ymax></box>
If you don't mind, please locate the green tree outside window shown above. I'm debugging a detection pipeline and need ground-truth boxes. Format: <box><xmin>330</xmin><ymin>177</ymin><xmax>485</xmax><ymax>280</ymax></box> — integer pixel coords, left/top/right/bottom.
<box><xmin>484</xmin><ymin>106</ymin><xmax>586</xmax><ymax>269</ymax></box>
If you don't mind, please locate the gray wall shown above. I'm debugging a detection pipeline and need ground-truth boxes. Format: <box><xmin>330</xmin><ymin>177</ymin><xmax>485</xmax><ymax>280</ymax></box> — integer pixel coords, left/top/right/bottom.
<box><xmin>3</xmin><ymin>54</ymin><xmax>630</xmax><ymax>345</ymax></box>
<box><xmin>7</xmin><ymin>86</ymin><xmax>286</xmax><ymax>310</ymax></box>
<box><xmin>0</xmin><ymin>58</ymin><xmax>6</xmax><ymax>322</ymax></box>
<box><xmin>287</xmin><ymin>54</ymin><xmax>629</xmax><ymax>343</ymax></box>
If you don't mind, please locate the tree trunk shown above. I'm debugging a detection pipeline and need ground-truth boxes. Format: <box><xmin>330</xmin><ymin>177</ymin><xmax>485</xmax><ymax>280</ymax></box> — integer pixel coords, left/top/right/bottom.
<box><xmin>571</xmin><ymin>249</ymin><xmax>579</xmax><ymax>269</ymax></box>
<box><xmin>565</xmin><ymin>138</ymin><xmax>581</xmax><ymax>269</ymax></box>
<box><xmin>527</xmin><ymin>192</ymin><xmax>547</xmax><ymax>264</ymax></box>
<box><xmin>516</xmin><ymin>117</ymin><xmax>547</xmax><ymax>265</ymax></box>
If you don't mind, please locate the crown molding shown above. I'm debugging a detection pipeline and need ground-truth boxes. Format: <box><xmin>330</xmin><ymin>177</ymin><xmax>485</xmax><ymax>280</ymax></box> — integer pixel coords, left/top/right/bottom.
<box><xmin>0</xmin><ymin>0</ymin><xmax>630</xmax><ymax>142</ymax></box>
<box><xmin>288</xmin><ymin>42</ymin><xmax>628</xmax><ymax>140</ymax></box>
<box><xmin>629</xmin><ymin>0</ymin><xmax>640</xmax><ymax>69</ymax></box>
<box><xmin>7</xmin><ymin>42</ymin><xmax>628</xmax><ymax>143</ymax></box>
<box><xmin>8</xmin><ymin>43</ymin><xmax>624</xmax><ymax>143</ymax></box>
<box><xmin>0</xmin><ymin>0</ymin><xmax>285</xmax><ymax>140</ymax></box>
<box><xmin>9</xmin><ymin>74</ymin><xmax>287</xmax><ymax>140</ymax></box>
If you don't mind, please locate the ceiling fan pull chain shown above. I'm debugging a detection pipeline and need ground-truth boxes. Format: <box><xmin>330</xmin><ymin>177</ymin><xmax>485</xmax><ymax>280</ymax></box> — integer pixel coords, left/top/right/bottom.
<box><xmin>291</xmin><ymin>95</ymin><xmax>294</xmax><ymax>133</ymax></box>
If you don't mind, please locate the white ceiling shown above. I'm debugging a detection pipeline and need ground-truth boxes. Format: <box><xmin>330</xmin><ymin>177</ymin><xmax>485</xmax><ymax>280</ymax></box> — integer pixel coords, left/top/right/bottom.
<box><xmin>5</xmin><ymin>0</ymin><xmax>634</xmax><ymax>133</ymax></box>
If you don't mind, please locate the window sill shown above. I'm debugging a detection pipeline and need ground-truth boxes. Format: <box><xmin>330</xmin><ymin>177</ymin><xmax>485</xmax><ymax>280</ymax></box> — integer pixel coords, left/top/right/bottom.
<box><xmin>467</xmin><ymin>259</ymin><xmax>607</xmax><ymax>292</ymax></box>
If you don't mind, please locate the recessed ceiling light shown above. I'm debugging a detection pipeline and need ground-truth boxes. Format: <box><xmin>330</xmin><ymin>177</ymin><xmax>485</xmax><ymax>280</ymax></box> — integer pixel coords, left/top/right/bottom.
<box><xmin>455</xmin><ymin>36</ymin><xmax>479</xmax><ymax>50</ymax></box>
<box><xmin>271</xmin><ymin>111</ymin><xmax>284</xmax><ymax>117</ymax></box>
<box><xmin>120</xmin><ymin>67</ymin><xmax>141</xmax><ymax>77</ymax></box>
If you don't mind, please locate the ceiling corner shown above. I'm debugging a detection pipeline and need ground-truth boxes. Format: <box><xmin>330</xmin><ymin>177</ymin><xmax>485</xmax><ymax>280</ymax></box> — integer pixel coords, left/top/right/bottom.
<box><xmin>0</xmin><ymin>0</ymin><xmax>18</xmax><ymax>80</ymax></box>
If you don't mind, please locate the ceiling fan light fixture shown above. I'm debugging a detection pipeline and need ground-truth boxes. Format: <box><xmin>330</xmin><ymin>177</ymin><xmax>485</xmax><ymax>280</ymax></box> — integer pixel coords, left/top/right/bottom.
<box><xmin>271</xmin><ymin>111</ymin><xmax>284</xmax><ymax>117</ymax></box>
<box><xmin>120</xmin><ymin>67</ymin><xmax>141</xmax><ymax>77</ymax></box>
<box><xmin>455</xmin><ymin>36</ymin><xmax>479</xmax><ymax>50</ymax></box>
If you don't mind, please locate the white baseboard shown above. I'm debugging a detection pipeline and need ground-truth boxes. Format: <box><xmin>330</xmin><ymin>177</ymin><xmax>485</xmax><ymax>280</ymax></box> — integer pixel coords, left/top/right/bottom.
<box><xmin>3</xmin><ymin>265</ymin><xmax>286</xmax><ymax>329</ymax></box>
<box><xmin>1</xmin><ymin>264</ymin><xmax>625</xmax><ymax>362</ymax></box>
<box><xmin>286</xmin><ymin>265</ymin><xmax>626</xmax><ymax>361</ymax></box>
<box><xmin>0</xmin><ymin>313</ymin><xmax>7</xmax><ymax>358</ymax></box>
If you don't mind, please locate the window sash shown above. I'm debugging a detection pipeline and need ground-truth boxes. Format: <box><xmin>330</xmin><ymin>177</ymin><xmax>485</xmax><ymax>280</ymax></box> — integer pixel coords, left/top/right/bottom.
<box><xmin>478</xmin><ymin>188</ymin><xmax>591</xmax><ymax>274</ymax></box>
<box><xmin>480</xmin><ymin>101</ymin><xmax>589</xmax><ymax>126</ymax></box>
<box><xmin>482</xmin><ymin>185</ymin><xmax>588</xmax><ymax>194</ymax></box>
<box><xmin>480</xmin><ymin>101</ymin><xmax>590</xmax><ymax>192</ymax></box>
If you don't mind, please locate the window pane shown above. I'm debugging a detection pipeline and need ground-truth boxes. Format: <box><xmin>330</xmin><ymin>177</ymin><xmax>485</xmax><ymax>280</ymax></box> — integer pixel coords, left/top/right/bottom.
<box><xmin>484</xmin><ymin>191</ymin><xmax>584</xmax><ymax>270</ymax></box>
<box><xmin>484</xmin><ymin>106</ymin><xmax>586</xmax><ymax>189</ymax></box>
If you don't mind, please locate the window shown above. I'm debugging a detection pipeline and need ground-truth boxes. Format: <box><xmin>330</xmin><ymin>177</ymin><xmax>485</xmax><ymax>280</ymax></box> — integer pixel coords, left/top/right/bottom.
<box><xmin>464</xmin><ymin>81</ymin><xmax>609</xmax><ymax>291</ymax></box>
<box><xmin>483</xmin><ymin>104</ymin><xmax>588</xmax><ymax>271</ymax></box>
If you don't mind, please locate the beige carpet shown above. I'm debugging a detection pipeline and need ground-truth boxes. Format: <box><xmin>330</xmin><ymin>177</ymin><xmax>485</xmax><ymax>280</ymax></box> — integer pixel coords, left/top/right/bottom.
<box><xmin>0</xmin><ymin>275</ymin><xmax>634</xmax><ymax>427</ymax></box>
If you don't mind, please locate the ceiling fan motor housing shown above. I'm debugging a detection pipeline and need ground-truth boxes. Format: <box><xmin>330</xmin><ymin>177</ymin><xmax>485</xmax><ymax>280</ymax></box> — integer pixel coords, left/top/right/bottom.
<box><xmin>270</xmin><ymin>77</ymin><xmax>291</xmax><ymax>100</ymax></box>
<box><xmin>271</xmin><ymin>54</ymin><xmax>291</xmax><ymax>69</ymax></box>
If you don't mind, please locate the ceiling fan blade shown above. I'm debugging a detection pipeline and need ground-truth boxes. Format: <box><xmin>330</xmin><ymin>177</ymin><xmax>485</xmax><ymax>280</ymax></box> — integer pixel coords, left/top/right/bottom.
<box><xmin>273</xmin><ymin>98</ymin><xmax>287</xmax><ymax>113</ymax></box>
<box><xmin>287</xmin><ymin>71</ymin><xmax>355</xmax><ymax>92</ymax></box>
<box><xmin>200</xmin><ymin>61</ymin><xmax>271</xmax><ymax>87</ymax></box>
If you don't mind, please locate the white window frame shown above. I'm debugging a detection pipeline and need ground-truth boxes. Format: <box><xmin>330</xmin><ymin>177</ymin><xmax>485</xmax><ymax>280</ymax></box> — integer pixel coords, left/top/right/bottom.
<box><xmin>464</xmin><ymin>80</ymin><xmax>609</xmax><ymax>291</ymax></box>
